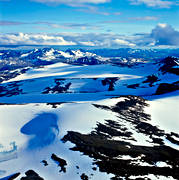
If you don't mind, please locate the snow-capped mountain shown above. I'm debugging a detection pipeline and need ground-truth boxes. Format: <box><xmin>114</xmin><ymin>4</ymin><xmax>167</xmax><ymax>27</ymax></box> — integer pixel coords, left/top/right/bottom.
<box><xmin>0</xmin><ymin>48</ymin><xmax>110</xmax><ymax>82</ymax></box>
<box><xmin>158</xmin><ymin>56</ymin><xmax>179</xmax><ymax>75</ymax></box>
<box><xmin>0</xmin><ymin>48</ymin><xmax>107</xmax><ymax>65</ymax></box>
<box><xmin>90</xmin><ymin>48</ymin><xmax>179</xmax><ymax>60</ymax></box>
<box><xmin>1</xmin><ymin>47</ymin><xmax>179</xmax><ymax>68</ymax></box>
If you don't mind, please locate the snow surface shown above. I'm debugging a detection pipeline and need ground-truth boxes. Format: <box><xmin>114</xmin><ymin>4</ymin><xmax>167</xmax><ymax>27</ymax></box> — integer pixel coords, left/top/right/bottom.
<box><xmin>148</xmin><ymin>95</ymin><xmax>179</xmax><ymax>134</ymax></box>
<box><xmin>0</xmin><ymin>102</ymin><xmax>117</xmax><ymax>180</ymax></box>
<box><xmin>0</xmin><ymin>55</ymin><xmax>179</xmax><ymax>180</ymax></box>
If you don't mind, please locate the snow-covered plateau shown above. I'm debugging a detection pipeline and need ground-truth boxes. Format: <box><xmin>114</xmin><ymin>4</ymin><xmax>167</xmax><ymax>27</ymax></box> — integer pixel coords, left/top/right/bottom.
<box><xmin>0</xmin><ymin>48</ymin><xmax>179</xmax><ymax>180</ymax></box>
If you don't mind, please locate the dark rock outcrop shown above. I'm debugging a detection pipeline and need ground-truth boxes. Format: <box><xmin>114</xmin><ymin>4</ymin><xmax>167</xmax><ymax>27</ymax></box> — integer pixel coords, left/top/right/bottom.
<box><xmin>80</xmin><ymin>173</ymin><xmax>89</xmax><ymax>180</ymax></box>
<box><xmin>101</xmin><ymin>78</ymin><xmax>119</xmax><ymax>91</ymax></box>
<box><xmin>159</xmin><ymin>56</ymin><xmax>179</xmax><ymax>75</ymax></box>
<box><xmin>51</xmin><ymin>153</ymin><xmax>67</xmax><ymax>173</ymax></box>
<box><xmin>3</xmin><ymin>173</ymin><xmax>21</xmax><ymax>180</ymax></box>
<box><xmin>21</xmin><ymin>170</ymin><xmax>44</xmax><ymax>180</ymax></box>
<box><xmin>143</xmin><ymin>75</ymin><xmax>159</xmax><ymax>87</ymax></box>
<box><xmin>62</xmin><ymin>96</ymin><xmax>179</xmax><ymax>179</ymax></box>
<box><xmin>127</xmin><ymin>83</ymin><xmax>139</xmax><ymax>89</ymax></box>
<box><xmin>0</xmin><ymin>82</ymin><xmax>23</xmax><ymax>97</ymax></box>
<box><xmin>41</xmin><ymin>160</ymin><xmax>48</xmax><ymax>166</ymax></box>
<box><xmin>42</xmin><ymin>79</ymin><xmax>71</xmax><ymax>94</ymax></box>
<box><xmin>156</xmin><ymin>82</ymin><xmax>179</xmax><ymax>95</ymax></box>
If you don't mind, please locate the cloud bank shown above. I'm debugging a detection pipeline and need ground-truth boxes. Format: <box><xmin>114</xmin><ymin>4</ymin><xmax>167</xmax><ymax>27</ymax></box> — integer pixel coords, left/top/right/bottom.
<box><xmin>151</xmin><ymin>24</ymin><xmax>179</xmax><ymax>45</ymax></box>
<box><xmin>31</xmin><ymin>0</ymin><xmax>111</xmax><ymax>6</ymax></box>
<box><xmin>129</xmin><ymin>0</ymin><xmax>175</xmax><ymax>8</ymax></box>
<box><xmin>0</xmin><ymin>33</ymin><xmax>76</xmax><ymax>45</ymax></box>
<box><xmin>0</xmin><ymin>24</ymin><xmax>179</xmax><ymax>47</ymax></box>
<box><xmin>2</xmin><ymin>0</ymin><xmax>177</xmax><ymax>8</ymax></box>
<box><xmin>30</xmin><ymin>0</ymin><xmax>177</xmax><ymax>8</ymax></box>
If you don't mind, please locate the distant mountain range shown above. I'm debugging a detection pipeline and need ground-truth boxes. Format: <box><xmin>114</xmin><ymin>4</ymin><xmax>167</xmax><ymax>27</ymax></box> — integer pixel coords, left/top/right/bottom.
<box><xmin>1</xmin><ymin>48</ymin><xmax>179</xmax><ymax>70</ymax></box>
<box><xmin>0</xmin><ymin>47</ymin><xmax>179</xmax><ymax>83</ymax></box>
<box><xmin>0</xmin><ymin>48</ymin><xmax>108</xmax><ymax>70</ymax></box>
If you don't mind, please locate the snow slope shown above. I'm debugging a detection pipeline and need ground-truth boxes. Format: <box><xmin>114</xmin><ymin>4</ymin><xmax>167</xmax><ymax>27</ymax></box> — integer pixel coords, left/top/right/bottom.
<box><xmin>0</xmin><ymin>51</ymin><xmax>179</xmax><ymax>180</ymax></box>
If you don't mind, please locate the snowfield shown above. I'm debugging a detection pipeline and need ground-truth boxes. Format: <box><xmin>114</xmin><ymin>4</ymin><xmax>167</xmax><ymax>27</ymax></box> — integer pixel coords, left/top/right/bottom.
<box><xmin>0</xmin><ymin>103</ymin><xmax>116</xmax><ymax>180</ymax></box>
<box><xmin>0</xmin><ymin>49</ymin><xmax>179</xmax><ymax>180</ymax></box>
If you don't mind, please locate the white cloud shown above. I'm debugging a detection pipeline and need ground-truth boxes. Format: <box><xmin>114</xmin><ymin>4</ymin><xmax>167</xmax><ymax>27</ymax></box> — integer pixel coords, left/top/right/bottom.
<box><xmin>31</xmin><ymin>0</ymin><xmax>111</xmax><ymax>6</ymax></box>
<box><xmin>157</xmin><ymin>23</ymin><xmax>167</xmax><ymax>28</ymax></box>
<box><xmin>113</xmin><ymin>12</ymin><xmax>121</xmax><ymax>15</ymax></box>
<box><xmin>113</xmin><ymin>39</ymin><xmax>136</xmax><ymax>47</ymax></box>
<box><xmin>151</xmin><ymin>23</ymin><xmax>179</xmax><ymax>45</ymax></box>
<box><xmin>0</xmin><ymin>24</ymin><xmax>179</xmax><ymax>47</ymax></box>
<box><xmin>30</xmin><ymin>0</ymin><xmax>177</xmax><ymax>8</ymax></box>
<box><xmin>101</xmin><ymin>16</ymin><xmax>159</xmax><ymax>24</ymax></box>
<box><xmin>130</xmin><ymin>16</ymin><xmax>158</xmax><ymax>21</ymax></box>
<box><xmin>79</xmin><ymin>41</ymin><xmax>96</xmax><ymax>46</ymax></box>
<box><xmin>0</xmin><ymin>32</ymin><xmax>137</xmax><ymax>47</ymax></box>
<box><xmin>0</xmin><ymin>20</ymin><xmax>100</xmax><ymax>31</ymax></box>
<box><xmin>76</xmin><ymin>6</ymin><xmax>110</xmax><ymax>16</ymax></box>
<box><xmin>0</xmin><ymin>33</ymin><xmax>76</xmax><ymax>45</ymax></box>
<box><xmin>0</xmin><ymin>21</ymin><xmax>27</xmax><ymax>26</ymax></box>
<box><xmin>129</xmin><ymin>0</ymin><xmax>174</xmax><ymax>8</ymax></box>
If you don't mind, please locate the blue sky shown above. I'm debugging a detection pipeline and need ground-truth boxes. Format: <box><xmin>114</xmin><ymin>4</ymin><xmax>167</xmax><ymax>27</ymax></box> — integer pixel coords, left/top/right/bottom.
<box><xmin>0</xmin><ymin>0</ymin><xmax>179</xmax><ymax>47</ymax></box>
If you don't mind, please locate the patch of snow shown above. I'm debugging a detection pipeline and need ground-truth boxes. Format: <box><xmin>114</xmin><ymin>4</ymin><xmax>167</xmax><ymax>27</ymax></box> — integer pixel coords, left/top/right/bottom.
<box><xmin>148</xmin><ymin>95</ymin><xmax>179</xmax><ymax>134</ymax></box>
<box><xmin>21</xmin><ymin>53</ymin><xmax>30</xmax><ymax>58</ymax></box>
<box><xmin>155</xmin><ymin>161</ymin><xmax>172</xmax><ymax>168</ymax></box>
<box><xmin>164</xmin><ymin>138</ymin><xmax>179</xmax><ymax>150</ymax></box>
